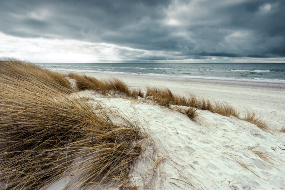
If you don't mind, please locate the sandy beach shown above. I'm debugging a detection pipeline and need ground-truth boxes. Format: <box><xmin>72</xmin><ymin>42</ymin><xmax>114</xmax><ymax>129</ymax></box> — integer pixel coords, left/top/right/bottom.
<box><xmin>63</xmin><ymin>71</ymin><xmax>285</xmax><ymax>131</ymax></box>
<box><xmin>2</xmin><ymin>61</ymin><xmax>285</xmax><ymax>189</ymax></box>
<box><xmin>46</xmin><ymin>71</ymin><xmax>285</xmax><ymax>189</ymax></box>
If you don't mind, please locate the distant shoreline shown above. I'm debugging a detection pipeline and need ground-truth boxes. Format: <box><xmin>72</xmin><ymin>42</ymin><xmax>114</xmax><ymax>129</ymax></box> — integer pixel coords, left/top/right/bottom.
<box><xmin>37</xmin><ymin>62</ymin><xmax>285</xmax><ymax>85</ymax></box>
<box><xmin>57</xmin><ymin>69</ymin><xmax>285</xmax><ymax>89</ymax></box>
<box><xmin>57</xmin><ymin>69</ymin><xmax>285</xmax><ymax>131</ymax></box>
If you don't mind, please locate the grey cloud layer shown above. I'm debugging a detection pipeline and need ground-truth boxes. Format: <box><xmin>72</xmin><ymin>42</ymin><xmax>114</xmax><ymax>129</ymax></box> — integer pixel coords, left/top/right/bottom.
<box><xmin>1</xmin><ymin>0</ymin><xmax>284</xmax><ymax>60</ymax></box>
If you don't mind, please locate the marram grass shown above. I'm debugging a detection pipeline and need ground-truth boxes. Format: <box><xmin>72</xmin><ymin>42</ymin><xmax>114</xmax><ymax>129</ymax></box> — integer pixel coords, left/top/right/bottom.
<box><xmin>68</xmin><ymin>73</ymin><xmax>269</xmax><ymax>130</ymax></box>
<box><xmin>0</xmin><ymin>59</ymin><xmax>144</xmax><ymax>189</ymax></box>
<box><xmin>67</xmin><ymin>73</ymin><xmax>143</xmax><ymax>99</ymax></box>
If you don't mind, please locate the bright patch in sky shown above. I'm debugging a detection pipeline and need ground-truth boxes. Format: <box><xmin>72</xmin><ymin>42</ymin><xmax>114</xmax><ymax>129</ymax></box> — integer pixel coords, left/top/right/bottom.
<box><xmin>0</xmin><ymin>32</ymin><xmax>125</xmax><ymax>63</ymax></box>
<box><xmin>259</xmin><ymin>3</ymin><xmax>272</xmax><ymax>14</ymax></box>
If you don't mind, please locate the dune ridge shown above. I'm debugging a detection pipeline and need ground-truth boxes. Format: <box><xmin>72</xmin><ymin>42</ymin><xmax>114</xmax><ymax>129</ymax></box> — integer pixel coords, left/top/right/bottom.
<box><xmin>1</xmin><ymin>59</ymin><xmax>284</xmax><ymax>189</ymax></box>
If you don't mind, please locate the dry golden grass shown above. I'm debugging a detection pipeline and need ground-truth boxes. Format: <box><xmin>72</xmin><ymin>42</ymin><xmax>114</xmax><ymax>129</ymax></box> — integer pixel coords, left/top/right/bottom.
<box><xmin>172</xmin><ymin>95</ymin><xmax>190</xmax><ymax>106</ymax></box>
<box><xmin>130</xmin><ymin>88</ymin><xmax>144</xmax><ymax>99</ymax></box>
<box><xmin>213</xmin><ymin>102</ymin><xmax>239</xmax><ymax>117</ymax></box>
<box><xmin>109</xmin><ymin>78</ymin><xmax>132</xmax><ymax>96</ymax></box>
<box><xmin>145</xmin><ymin>87</ymin><xmax>174</xmax><ymax>107</ymax></box>
<box><xmin>0</xmin><ymin>59</ymin><xmax>144</xmax><ymax>190</ymax></box>
<box><xmin>188</xmin><ymin>94</ymin><xmax>199</xmax><ymax>108</ymax></box>
<box><xmin>0</xmin><ymin>58</ymin><xmax>73</xmax><ymax>93</ymax></box>
<box><xmin>145</xmin><ymin>87</ymin><xmax>239</xmax><ymax>119</ymax></box>
<box><xmin>185</xmin><ymin>108</ymin><xmax>198</xmax><ymax>121</ymax></box>
<box><xmin>67</xmin><ymin>73</ymin><xmax>143</xmax><ymax>99</ymax></box>
<box><xmin>67</xmin><ymin>72</ymin><xmax>106</xmax><ymax>92</ymax></box>
<box><xmin>68</xmin><ymin>72</ymin><xmax>270</xmax><ymax>130</ymax></box>
<box><xmin>241</xmin><ymin>111</ymin><xmax>268</xmax><ymax>131</ymax></box>
<box><xmin>144</xmin><ymin>87</ymin><xmax>270</xmax><ymax>130</ymax></box>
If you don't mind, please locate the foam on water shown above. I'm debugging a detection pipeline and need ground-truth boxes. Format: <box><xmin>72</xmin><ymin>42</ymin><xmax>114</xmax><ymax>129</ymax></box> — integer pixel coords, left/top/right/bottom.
<box><xmin>39</xmin><ymin>63</ymin><xmax>285</xmax><ymax>84</ymax></box>
<box><xmin>251</xmin><ymin>70</ymin><xmax>270</xmax><ymax>73</ymax></box>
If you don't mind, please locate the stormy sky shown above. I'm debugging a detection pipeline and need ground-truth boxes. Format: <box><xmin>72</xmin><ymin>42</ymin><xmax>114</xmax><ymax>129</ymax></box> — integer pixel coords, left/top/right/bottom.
<box><xmin>0</xmin><ymin>0</ymin><xmax>284</xmax><ymax>63</ymax></box>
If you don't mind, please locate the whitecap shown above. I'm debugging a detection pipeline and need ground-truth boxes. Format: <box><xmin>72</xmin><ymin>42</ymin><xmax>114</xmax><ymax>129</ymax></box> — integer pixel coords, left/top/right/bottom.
<box><xmin>251</xmin><ymin>70</ymin><xmax>270</xmax><ymax>73</ymax></box>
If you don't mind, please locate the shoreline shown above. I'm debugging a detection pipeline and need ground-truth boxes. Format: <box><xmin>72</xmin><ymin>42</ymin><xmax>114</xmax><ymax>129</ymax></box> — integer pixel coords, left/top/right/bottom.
<box><xmin>59</xmin><ymin>70</ymin><xmax>285</xmax><ymax>130</ymax></box>
<box><xmin>55</xmin><ymin>69</ymin><xmax>285</xmax><ymax>87</ymax></box>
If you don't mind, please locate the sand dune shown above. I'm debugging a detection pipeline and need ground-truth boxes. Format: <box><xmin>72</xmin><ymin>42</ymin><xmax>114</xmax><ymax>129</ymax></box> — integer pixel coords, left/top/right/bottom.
<box><xmin>2</xmin><ymin>61</ymin><xmax>284</xmax><ymax>189</ymax></box>
<box><xmin>63</xmin><ymin>71</ymin><xmax>285</xmax><ymax>131</ymax></box>
<box><xmin>48</xmin><ymin>87</ymin><xmax>285</xmax><ymax>189</ymax></box>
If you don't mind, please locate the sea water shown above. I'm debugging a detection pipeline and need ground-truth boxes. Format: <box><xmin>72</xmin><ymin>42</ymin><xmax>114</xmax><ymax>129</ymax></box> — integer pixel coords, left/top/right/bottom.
<box><xmin>37</xmin><ymin>63</ymin><xmax>285</xmax><ymax>84</ymax></box>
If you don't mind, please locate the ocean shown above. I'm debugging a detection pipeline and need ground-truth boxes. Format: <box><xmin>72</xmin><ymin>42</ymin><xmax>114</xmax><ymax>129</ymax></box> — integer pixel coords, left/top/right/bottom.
<box><xmin>37</xmin><ymin>63</ymin><xmax>285</xmax><ymax>84</ymax></box>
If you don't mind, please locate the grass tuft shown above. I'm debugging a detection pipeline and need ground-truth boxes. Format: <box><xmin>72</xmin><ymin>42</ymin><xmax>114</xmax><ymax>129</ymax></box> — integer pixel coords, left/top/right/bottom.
<box><xmin>67</xmin><ymin>73</ymin><xmax>143</xmax><ymax>99</ymax></box>
<box><xmin>63</xmin><ymin>64</ymin><xmax>269</xmax><ymax>130</ymax></box>
<box><xmin>109</xmin><ymin>78</ymin><xmax>131</xmax><ymax>96</ymax></box>
<box><xmin>185</xmin><ymin>108</ymin><xmax>198</xmax><ymax>121</ymax></box>
<box><xmin>144</xmin><ymin>87</ymin><xmax>270</xmax><ymax>130</ymax></box>
<box><xmin>0</xmin><ymin>58</ymin><xmax>73</xmax><ymax>93</ymax></box>
<box><xmin>213</xmin><ymin>102</ymin><xmax>239</xmax><ymax>117</ymax></box>
<box><xmin>130</xmin><ymin>88</ymin><xmax>144</xmax><ymax>99</ymax></box>
<box><xmin>242</xmin><ymin>111</ymin><xmax>268</xmax><ymax>131</ymax></box>
<box><xmin>67</xmin><ymin>73</ymin><xmax>105</xmax><ymax>92</ymax></box>
<box><xmin>0</xmin><ymin>59</ymin><xmax>144</xmax><ymax>189</ymax></box>
<box><xmin>146</xmin><ymin>87</ymin><xmax>174</xmax><ymax>107</ymax></box>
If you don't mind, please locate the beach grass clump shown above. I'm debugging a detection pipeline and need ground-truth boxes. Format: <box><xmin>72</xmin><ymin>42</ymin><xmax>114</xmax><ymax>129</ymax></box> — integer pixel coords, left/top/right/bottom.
<box><xmin>213</xmin><ymin>102</ymin><xmax>239</xmax><ymax>117</ymax></box>
<box><xmin>200</xmin><ymin>99</ymin><xmax>213</xmax><ymax>111</ymax></box>
<box><xmin>145</xmin><ymin>87</ymin><xmax>239</xmax><ymax>118</ymax></box>
<box><xmin>242</xmin><ymin>111</ymin><xmax>268</xmax><ymax>131</ymax></box>
<box><xmin>130</xmin><ymin>88</ymin><xmax>144</xmax><ymax>99</ymax></box>
<box><xmin>0</xmin><ymin>58</ymin><xmax>72</xmax><ymax>93</ymax></box>
<box><xmin>67</xmin><ymin>72</ymin><xmax>106</xmax><ymax>91</ymax></box>
<box><xmin>185</xmin><ymin>108</ymin><xmax>198</xmax><ymax>120</ymax></box>
<box><xmin>144</xmin><ymin>87</ymin><xmax>271</xmax><ymax>130</ymax></box>
<box><xmin>67</xmin><ymin>73</ymin><xmax>143</xmax><ymax>98</ymax></box>
<box><xmin>108</xmin><ymin>78</ymin><xmax>132</xmax><ymax>96</ymax></box>
<box><xmin>145</xmin><ymin>87</ymin><xmax>175</xmax><ymax>107</ymax></box>
<box><xmin>0</xmin><ymin>59</ymin><xmax>144</xmax><ymax>189</ymax></box>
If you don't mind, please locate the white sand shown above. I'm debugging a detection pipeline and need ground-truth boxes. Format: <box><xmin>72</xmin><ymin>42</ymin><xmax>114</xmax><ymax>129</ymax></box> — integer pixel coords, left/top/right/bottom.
<box><xmin>47</xmin><ymin>72</ymin><xmax>285</xmax><ymax>189</ymax></box>
<box><xmin>63</xmin><ymin>71</ymin><xmax>285</xmax><ymax>131</ymax></box>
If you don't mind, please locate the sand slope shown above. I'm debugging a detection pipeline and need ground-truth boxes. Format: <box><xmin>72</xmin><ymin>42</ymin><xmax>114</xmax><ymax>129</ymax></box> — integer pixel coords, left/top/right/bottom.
<box><xmin>47</xmin><ymin>90</ymin><xmax>285</xmax><ymax>189</ymax></box>
<box><xmin>67</xmin><ymin>72</ymin><xmax>285</xmax><ymax>131</ymax></box>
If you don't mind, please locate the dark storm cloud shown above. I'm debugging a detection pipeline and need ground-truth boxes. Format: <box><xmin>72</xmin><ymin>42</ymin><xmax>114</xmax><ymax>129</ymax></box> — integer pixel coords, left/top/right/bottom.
<box><xmin>0</xmin><ymin>0</ymin><xmax>284</xmax><ymax>60</ymax></box>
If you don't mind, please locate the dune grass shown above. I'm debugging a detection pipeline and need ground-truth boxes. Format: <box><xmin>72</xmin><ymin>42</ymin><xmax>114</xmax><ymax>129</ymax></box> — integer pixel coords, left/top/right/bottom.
<box><xmin>144</xmin><ymin>87</ymin><xmax>268</xmax><ymax>129</ymax></box>
<box><xmin>242</xmin><ymin>111</ymin><xmax>268</xmax><ymax>130</ymax></box>
<box><xmin>0</xmin><ymin>58</ymin><xmax>73</xmax><ymax>94</ymax></box>
<box><xmin>0</xmin><ymin>59</ymin><xmax>144</xmax><ymax>189</ymax></box>
<box><xmin>144</xmin><ymin>87</ymin><xmax>239</xmax><ymax>117</ymax></box>
<box><xmin>185</xmin><ymin>108</ymin><xmax>198</xmax><ymax>120</ymax></box>
<box><xmin>67</xmin><ymin>73</ymin><xmax>143</xmax><ymax>99</ymax></box>
<box><xmin>67</xmin><ymin>73</ymin><xmax>269</xmax><ymax>130</ymax></box>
